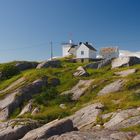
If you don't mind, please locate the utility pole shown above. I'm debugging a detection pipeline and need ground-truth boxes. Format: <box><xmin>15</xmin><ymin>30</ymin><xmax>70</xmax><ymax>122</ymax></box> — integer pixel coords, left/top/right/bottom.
<box><xmin>50</xmin><ymin>41</ymin><xmax>53</xmax><ymax>60</ymax></box>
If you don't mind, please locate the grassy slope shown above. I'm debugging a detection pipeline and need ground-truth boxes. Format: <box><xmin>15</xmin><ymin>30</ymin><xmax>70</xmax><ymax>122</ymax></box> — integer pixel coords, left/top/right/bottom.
<box><xmin>1</xmin><ymin>59</ymin><xmax>140</xmax><ymax>126</ymax></box>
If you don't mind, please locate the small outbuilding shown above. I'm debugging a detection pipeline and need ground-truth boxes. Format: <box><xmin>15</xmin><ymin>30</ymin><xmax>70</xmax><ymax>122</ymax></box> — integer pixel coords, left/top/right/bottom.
<box><xmin>99</xmin><ymin>47</ymin><xmax>119</xmax><ymax>59</ymax></box>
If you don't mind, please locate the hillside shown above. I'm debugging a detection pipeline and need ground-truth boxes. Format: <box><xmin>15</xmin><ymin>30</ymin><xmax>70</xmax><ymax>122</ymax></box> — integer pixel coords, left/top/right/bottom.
<box><xmin>1</xmin><ymin>56</ymin><xmax>140</xmax><ymax>139</ymax></box>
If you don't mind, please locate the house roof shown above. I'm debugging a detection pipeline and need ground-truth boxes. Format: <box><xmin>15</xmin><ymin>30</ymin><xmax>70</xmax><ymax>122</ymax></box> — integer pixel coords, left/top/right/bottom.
<box><xmin>68</xmin><ymin>45</ymin><xmax>78</xmax><ymax>52</ymax></box>
<box><xmin>100</xmin><ymin>47</ymin><xmax>118</xmax><ymax>54</ymax></box>
<box><xmin>83</xmin><ymin>43</ymin><xmax>97</xmax><ymax>51</ymax></box>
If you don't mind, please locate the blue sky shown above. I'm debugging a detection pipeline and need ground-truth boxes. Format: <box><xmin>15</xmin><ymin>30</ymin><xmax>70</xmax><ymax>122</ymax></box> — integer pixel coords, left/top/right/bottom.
<box><xmin>0</xmin><ymin>0</ymin><xmax>140</xmax><ymax>62</ymax></box>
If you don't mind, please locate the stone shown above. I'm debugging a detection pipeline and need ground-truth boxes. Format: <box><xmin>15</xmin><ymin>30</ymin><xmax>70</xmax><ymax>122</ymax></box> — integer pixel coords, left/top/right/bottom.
<box><xmin>0</xmin><ymin>77</ymin><xmax>25</xmax><ymax>94</ymax></box>
<box><xmin>98</xmin><ymin>79</ymin><xmax>125</xmax><ymax>96</ymax></box>
<box><xmin>104</xmin><ymin>108</ymin><xmax>140</xmax><ymax>130</ymax></box>
<box><xmin>48</xmin><ymin>78</ymin><xmax>60</xmax><ymax>86</ymax></box>
<box><xmin>21</xmin><ymin>119</ymin><xmax>74</xmax><ymax>140</ymax></box>
<box><xmin>115</xmin><ymin>69</ymin><xmax>136</xmax><ymax>77</ymax></box>
<box><xmin>15</xmin><ymin>61</ymin><xmax>38</xmax><ymax>71</ymax></box>
<box><xmin>112</xmin><ymin>56</ymin><xmax>140</xmax><ymax>69</ymax></box>
<box><xmin>85</xmin><ymin>59</ymin><xmax>111</xmax><ymax>69</ymax></box>
<box><xmin>59</xmin><ymin>104</ymin><xmax>67</xmax><ymax>109</ymax></box>
<box><xmin>70</xmin><ymin>103</ymin><xmax>104</xmax><ymax>129</ymax></box>
<box><xmin>0</xmin><ymin>119</ymin><xmax>40</xmax><ymax>140</ymax></box>
<box><xmin>61</xmin><ymin>80</ymin><xmax>94</xmax><ymax>100</ymax></box>
<box><xmin>133</xmin><ymin>135</ymin><xmax>140</xmax><ymax>140</ymax></box>
<box><xmin>36</xmin><ymin>60</ymin><xmax>61</xmax><ymax>69</ymax></box>
<box><xmin>73</xmin><ymin>66</ymin><xmax>89</xmax><ymax>77</ymax></box>
<box><xmin>0</xmin><ymin>78</ymin><xmax>48</xmax><ymax>121</ymax></box>
<box><xmin>110</xmin><ymin>132</ymin><xmax>136</xmax><ymax>140</ymax></box>
<box><xmin>48</xmin><ymin>131</ymin><xmax>96</xmax><ymax>140</ymax></box>
<box><xmin>18</xmin><ymin>100</ymin><xmax>33</xmax><ymax>116</ymax></box>
<box><xmin>31</xmin><ymin>107</ymin><xmax>40</xmax><ymax>115</ymax></box>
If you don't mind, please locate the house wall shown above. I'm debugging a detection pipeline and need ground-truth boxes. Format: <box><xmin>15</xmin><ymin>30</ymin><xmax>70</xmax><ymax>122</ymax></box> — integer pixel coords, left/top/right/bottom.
<box><xmin>62</xmin><ymin>44</ymin><xmax>71</xmax><ymax>57</ymax></box>
<box><xmin>76</xmin><ymin>44</ymin><xmax>89</xmax><ymax>58</ymax></box>
<box><xmin>89</xmin><ymin>49</ymin><xmax>97</xmax><ymax>59</ymax></box>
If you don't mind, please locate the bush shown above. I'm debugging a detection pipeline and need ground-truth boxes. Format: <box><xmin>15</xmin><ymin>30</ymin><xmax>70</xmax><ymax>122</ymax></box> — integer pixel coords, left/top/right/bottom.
<box><xmin>0</xmin><ymin>64</ymin><xmax>20</xmax><ymax>80</ymax></box>
<box><xmin>34</xmin><ymin>87</ymin><xmax>58</xmax><ymax>105</ymax></box>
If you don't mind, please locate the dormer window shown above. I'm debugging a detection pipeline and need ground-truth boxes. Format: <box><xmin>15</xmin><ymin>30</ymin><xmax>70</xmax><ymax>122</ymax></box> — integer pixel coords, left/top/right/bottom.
<box><xmin>81</xmin><ymin>51</ymin><xmax>84</xmax><ymax>55</ymax></box>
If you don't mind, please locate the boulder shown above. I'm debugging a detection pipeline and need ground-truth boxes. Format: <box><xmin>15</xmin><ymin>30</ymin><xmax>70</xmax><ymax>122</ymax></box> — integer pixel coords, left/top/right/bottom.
<box><xmin>73</xmin><ymin>66</ymin><xmax>89</xmax><ymax>77</ymax></box>
<box><xmin>110</xmin><ymin>132</ymin><xmax>136</xmax><ymax>140</ymax></box>
<box><xmin>21</xmin><ymin>119</ymin><xmax>74</xmax><ymax>140</ymax></box>
<box><xmin>36</xmin><ymin>60</ymin><xmax>61</xmax><ymax>69</ymax></box>
<box><xmin>85</xmin><ymin>59</ymin><xmax>111</xmax><ymax>69</ymax></box>
<box><xmin>112</xmin><ymin>56</ymin><xmax>140</xmax><ymax>69</ymax></box>
<box><xmin>133</xmin><ymin>135</ymin><xmax>140</xmax><ymax>140</ymax></box>
<box><xmin>70</xmin><ymin>103</ymin><xmax>104</xmax><ymax>129</ymax></box>
<box><xmin>48</xmin><ymin>78</ymin><xmax>60</xmax><ymax>86</ymax></box>
<box><xmin>31</xmin><ymin>107</ymin><xmax>40</xmax><ymax>115</ymax></box>
<box><xmin>59</xmin><ymin>104</ymin><xmax>67</xmax><ymax>109</ymax></box>
<box><xmin>18</xmin><ymin>100</ymin><xmax>33</xmax><ymax>116</ymax></box>
<box><xmin>48</xmin><ymin>131</ymin><xmax>96</xmax><ymax>140</ymax></box>
<box><xmin>0</xmin><ymin>78</ymin><xmax>48</xmax><ymax>120</ymax></box>
<box><xmin>115</xmin><ymin>69</ymin><xmax>136</xmax><ymax>77</ymax></box>
<box><xmin>0</xmin><ymin>77</ymin><xmax>25</xmax><ymax>94</ymax></box>
<box><xmin>61</xmin><ymin>80</ymin><xmax>94</xmax><ymax>100</ymax></box>
<box><xmin>15</xmin><ymin>61</ymin><xmax>38</xmax><ymax>71</ymax></box>
<box><xmin>0</xmin><ymin>119</ymin><xmax>40</xmax><ymax>140</ymax></box>
<box><xmin>104</xmin><ymin>108</ymin><xmax>140</xmax><ymax>130</ymax></box>
<box><xmin>98</xmin><ymin>79</ymin><xmax>125</xmax><ymax>96</ymax></box>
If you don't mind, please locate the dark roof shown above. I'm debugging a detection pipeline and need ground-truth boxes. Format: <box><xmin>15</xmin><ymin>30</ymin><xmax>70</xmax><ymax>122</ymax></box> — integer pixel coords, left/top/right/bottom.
<box><xmin>83</xmin><ymin>43</ymin><xmax>97</xmax><ymax>51</ymax></box>
<box><xmin>68</xmin><ymin>45</ymin><xmax>77</xmax><ymax>52</ymax></box>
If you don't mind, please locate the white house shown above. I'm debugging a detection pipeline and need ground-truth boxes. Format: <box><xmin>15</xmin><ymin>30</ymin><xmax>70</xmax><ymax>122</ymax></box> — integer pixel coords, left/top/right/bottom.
<box><xmin>76</xmin><ymin>42</ymin><xmax>97</xmax><ymax>59</ymax></box>
<box><xmin>62</xmin><ymin>41</ymin><xmax>97</xmax><ymax>62</ymax></box>
<box><xmin>99</xmin><ymin>47</ymin><xmax>119</xmax><ymax>59</ymax></box>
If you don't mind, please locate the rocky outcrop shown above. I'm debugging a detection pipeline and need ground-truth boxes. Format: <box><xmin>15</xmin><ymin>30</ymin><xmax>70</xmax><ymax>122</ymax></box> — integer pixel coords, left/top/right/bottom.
<box><xmin>48</xmin><ymin>131</ymin><xmax>96</xmax><ymax>140</ymax></box>
<box><xmin>18</xmin><ymin>101</ymin><xmax>33</xmax><ymax>116</ymax></box>
<box><xmin>112</xmin><ymin>56</ymin><xmax>140</xmax><ymax>69</ymax></box>
<box><xmin>61</xmin><ymin>80</ymin><xmax>94</xmax><ymax>100</ymax></box>
<box><xmin>36</xmin><ymin>60</ymin><xmax>61</xmax><ymax>69</ymax></box>
<box><xmin>0</xmin><ymin>77</ymin><xmax>25</xmax><ymax>94</ymax></box>
<box><xmin>70</xmin><ymin>103</ymin><xmax>104</xmax><ymax>129</ymax></box>
<box><xmin>98</xmin><ymin>79</ymin><xmax>125</xmax><ymax>96</ymax></box>
<box><xmin>48</xmin><ymin>130</ymin><xmax>137</xmax><ymax>140</ymax></box>
<box><xmin>0</xmin><ymin>78</ymin><xmax>48</xmax><ymax>120</ymax></box>
<box><xmin>110</xmin><ymin>132</ymin><xmax>136</xmax><ymax>140</ymax></box>
<box><xmin>15</xmin><ymin>61</ymin><xmax>38</xmax><ymax>71</ymax></box>
<box><xmin>133</xmin><ymin>135</ymin><xmax>140</xmax><ymax>140</ymax></box>
<box><xmin>21</xmin><ymin>119</ymin><xmax>74</xmax><ymax>140</ymax></box>
<box><xmin>104</xmin><ymin>108</ymin><xmax>140</xmax><ymax>130</ymax></box>
<box><xmin>73</xmin><ymin>66</ymin><xmax>89</xmax><ymax>77</ymax></box>
<box><xmin>31</xmin><ymin>107</ymin><xmax>40</xmax><ymax>115</ymax></box>
<box><xmin>115</xmin><ymin>69</ymin><xmax>136</xmax><ymax>77</ymax></box>
<box><xmin>0</xmin><ymin>119</ymin><xmax>40</xmax><ymax>140</ymax></box>
<box><xmin>85</xmin><ymin>59</ymin><xmax>111</xmax><ymax>69</ymax></box>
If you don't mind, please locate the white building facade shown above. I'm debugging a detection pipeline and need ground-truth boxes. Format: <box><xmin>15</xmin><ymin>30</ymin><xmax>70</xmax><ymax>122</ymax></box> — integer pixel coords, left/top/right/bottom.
<box><xmin>76</xmin><ymin>42</ymin><xmax>97</xmax><ymax>59</ymax></box>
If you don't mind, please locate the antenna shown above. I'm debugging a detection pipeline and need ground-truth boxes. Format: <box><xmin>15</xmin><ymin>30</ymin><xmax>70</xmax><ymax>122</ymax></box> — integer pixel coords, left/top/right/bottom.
<box><xmin>50</xmin><ymin>41</ymin><xmax>53</xmax><ymax>60</ymax></box>
<box><xmin>68</xmin><ymin>32</ymin><xmax>73</xmax><ymax>44</ymax></box>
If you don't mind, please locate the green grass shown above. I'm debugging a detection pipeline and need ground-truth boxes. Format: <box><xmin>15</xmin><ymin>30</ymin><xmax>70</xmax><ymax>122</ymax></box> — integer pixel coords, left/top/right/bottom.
<box><xmin>0</xmin><ymin>74</ymin><xmax>22</xmax><ymax>90</ymax></box>
<box><xmin>121</xmin><ymin>125</ymin><xmax>140</xmax><ymax>133</ymax></box>
<box><xmin>23</xmin><ymin>105</ymin><xmax>71</xmax><ymax>122</ymax></box>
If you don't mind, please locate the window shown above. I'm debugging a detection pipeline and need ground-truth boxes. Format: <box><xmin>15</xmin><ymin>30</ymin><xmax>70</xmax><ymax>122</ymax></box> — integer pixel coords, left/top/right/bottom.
<box><xmin>81</xmin><ymin>51</ymin><xmax>84</xmax><ymax>55</ymax></box>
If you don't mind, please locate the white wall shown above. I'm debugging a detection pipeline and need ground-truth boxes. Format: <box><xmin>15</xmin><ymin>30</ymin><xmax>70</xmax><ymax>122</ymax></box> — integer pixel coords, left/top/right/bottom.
<box><xmin>76</xmin><ymin>44</ymin><xmax>89</xmax><ymax>58</ymax></box>
<box><xmin>62</xmin><ymin>45</ymin><xmax>71</xmax><ymax>57</ymax></box>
